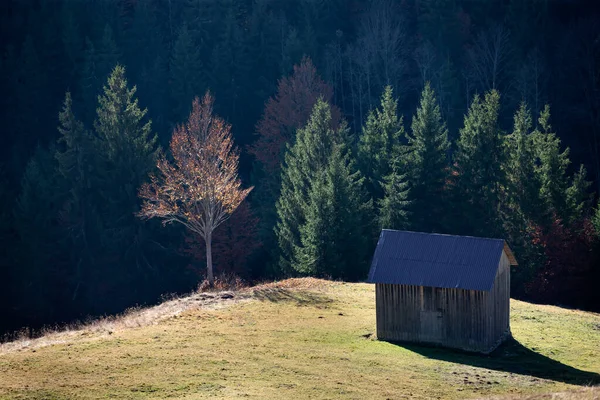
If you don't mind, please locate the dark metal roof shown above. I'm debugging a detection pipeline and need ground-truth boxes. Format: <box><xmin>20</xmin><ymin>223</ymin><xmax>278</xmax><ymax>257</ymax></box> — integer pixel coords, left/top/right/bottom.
<box><xmin>367</xmin><ymin>230</ymin><xmax>514</xmax><ymax>291</ymax></box>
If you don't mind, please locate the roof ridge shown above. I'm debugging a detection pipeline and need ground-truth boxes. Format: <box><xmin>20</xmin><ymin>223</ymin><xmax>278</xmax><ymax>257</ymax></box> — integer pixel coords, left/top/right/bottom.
<box><xmin>381</xmin><ymin>229</ymin><xmax>505</xmax><ymax>242</ymax></box>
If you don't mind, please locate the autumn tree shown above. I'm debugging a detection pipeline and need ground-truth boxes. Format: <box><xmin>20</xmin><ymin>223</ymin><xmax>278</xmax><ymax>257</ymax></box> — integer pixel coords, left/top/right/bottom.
<box><xmin>138</xmin><ymin>93</ymin><xmax>252</xmax><ymax>285</ymax></box>
<box><xmin>250</xmin><ymin>57</ymin><xmax>339</xmax><ymax>174</ymax></box>
<box><xmin>249</xmin><ymin>57</ymin><xmax>340</xmax><ymax>272</ymax></box>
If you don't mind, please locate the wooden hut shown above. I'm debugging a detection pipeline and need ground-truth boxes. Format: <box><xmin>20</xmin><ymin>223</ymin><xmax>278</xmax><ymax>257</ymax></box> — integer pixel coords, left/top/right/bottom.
<box><xmin>367</xmin><ymin>230</ymin><xmax>518</xmax><ymax>354</ymax></box>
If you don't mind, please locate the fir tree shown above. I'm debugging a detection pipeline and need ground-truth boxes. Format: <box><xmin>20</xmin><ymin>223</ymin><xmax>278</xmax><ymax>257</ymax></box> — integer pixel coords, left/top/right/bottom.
<box><xmin>453</xmin><ymin>90</ymin><xmax>505</xmax><ymax>237</ymax></box>
<box><xmin>250</xmin><ymin>58</ymin><xmax>339</xmax><ymax>275</ymax></box>
<box><xmin>503</xmin><ymin>102</ymin><xmax>545</xmax><ymax>288</ymax></box>
<box><xmin>533</xmin><ymin>105</ymin><xmax>590</xmax><ymax>223</ymax></box>
<box><xmin>296</xmin><ymin>140</ymin><xmax>372</xmax><ymax>280</ymax></box>
<box><xmin>94</xmin><ymin>65</ymin><xmax>158</xmax><ymax>205</ymax></box>
<box><xmin>91</xmin><ymin>65</ymin><xmax>159</xmax><ymax>302</ymax></box>
<box><xmin>358</xmin><ymin>85</ymin><xmax>405</xmax><ymax>200</ymax></box>
<box><xmin>378</xmin><ymin>158</ymin><xmax>411</xmax><ymax>230</ymax></box>
<box><xmin>275</xmin><ymin>99</ymin><xmax>371</xmax><ymax>278</ymax></box>
<box><xmin>56</xmin><ymin>92</ymin><xmax>92</xmax><ymax>190</ymax></box>
<box><xmin>276</xmin><ymin>99</ymin><xmax>336</xmax><ymax>275</ymax></box>
<box><xmin>566</xmin><ymin>164</ymin><xmax>592</xmax><ymax>220</ymax></box>
<box><xmin>405</xmin><ymin>82</ymin><xmax>450</xmax><ymax>233</ymax></box>
<box><xmin>505</xmin><ymin>102</ymin><xmax>543</xmax><ymax>223</ymax></box>
<box><xmin>55</xmin><ymin>92</ymin><xmax>101</xmax><ymax>301</ymax></box>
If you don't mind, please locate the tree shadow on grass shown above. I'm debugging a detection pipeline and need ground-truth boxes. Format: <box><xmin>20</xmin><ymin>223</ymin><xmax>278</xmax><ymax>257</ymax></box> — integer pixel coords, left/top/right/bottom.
<box><xmin>392</xmin><ymin>338</ymin><xmax>600</xmax><ymax>386</ymax></box>
<box><xmin>252</xmin><ymin>288</ymin><xmax>334</xmax><ymax>307</ymax></box>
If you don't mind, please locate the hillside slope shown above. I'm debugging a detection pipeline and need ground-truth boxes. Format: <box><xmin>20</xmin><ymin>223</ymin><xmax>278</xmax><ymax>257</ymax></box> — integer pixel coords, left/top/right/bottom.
<box><xmin>1</xmin><ymin>279</ymin><xmax>599</xmax><ymax>399</ymax></box>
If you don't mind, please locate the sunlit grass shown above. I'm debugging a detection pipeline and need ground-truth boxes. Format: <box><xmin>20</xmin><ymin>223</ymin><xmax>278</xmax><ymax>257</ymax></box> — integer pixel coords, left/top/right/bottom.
<box><xmin>0</xmin><ymin>280</ymin><xmax>598</xmax><ymax>399</ymax></box>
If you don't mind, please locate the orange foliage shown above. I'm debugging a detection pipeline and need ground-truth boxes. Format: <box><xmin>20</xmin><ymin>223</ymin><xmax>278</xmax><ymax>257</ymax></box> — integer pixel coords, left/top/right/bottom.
<box><xmin>249</xmin><ymin>57</ymin><xmax>341</xmax><ymax>173</ymax></box>
<box><xmin>138</xmin><ymin>92</ymin><xmax>252</xmax><ymax>240</ymax></box>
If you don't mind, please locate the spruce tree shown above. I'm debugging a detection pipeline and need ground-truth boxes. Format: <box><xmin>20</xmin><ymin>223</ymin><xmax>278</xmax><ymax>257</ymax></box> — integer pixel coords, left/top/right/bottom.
<box><xmin>453</xmin><ymin>90</ymin><xmax>505</xmax><ymax>237</ymax></box>
<box><xmin>566</xmin><ymin>164</ymin><xmax>592</xmax><ymax>220</ymax></box>
<box><xmin>405</xmin><ymin>82</ymin><xmax>450</xmax><ymax>233</ymax></box>
<box><xmin>358</xmin><ymin>85</ymin><xmax>405</xmax><ymax>200</ymax></box>
<box><xmin>378</xmin><ymin>158</ymin><xmax>411</xmax><ymax>230</ymax></box>
<box><xmin>91</xmin><ymin>65</ymin><xmax>159</xmax><ymax>305</ymax></box>
<box><xmin>296</xmin><ymin>139</ymin><xmax>372</xmax><ymax>280</ymax></box>
<box><xmin>533</xmin><ymin>105</ymin><xmax>590</xmax><ymax>223</ymax></box>
<box><xmin>503</xmin><ymin>102</ymin><xmax>545</xmax><ymax>288</ymax></box>
<box><xmin>505</xmin><ymin>102</ymin><xmax>542</xmax><ymax>223</ymax></box>
<box><xmin>276</xmin><ymin>99</ymin><xmax>336</xmax><ymax>275</ymax></box>
<box><xmin>275</xmin><ymin>99</ymin><xmax>371</xmax><ymax>278</ymax></box>
<box><xmin>55</xmin><ymin>92</ymin><xmax>101</xmax><ymax>301</ymax></box>
<box><xmin>94</xmin><ymin>65</ymin><xmax>158</xmax><ymax>207</ymax></box>
<box><xmin>56</xmin><ymin>92</ymin><xmax>92</xmax><ymax>190</ymax></box>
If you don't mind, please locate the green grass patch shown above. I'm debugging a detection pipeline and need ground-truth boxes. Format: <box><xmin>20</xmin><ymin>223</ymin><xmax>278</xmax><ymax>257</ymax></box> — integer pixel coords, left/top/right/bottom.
<box><xmin>0</xmin><ymin>281</ymin><xmax>598</xmax><ymax>399</ymax></box>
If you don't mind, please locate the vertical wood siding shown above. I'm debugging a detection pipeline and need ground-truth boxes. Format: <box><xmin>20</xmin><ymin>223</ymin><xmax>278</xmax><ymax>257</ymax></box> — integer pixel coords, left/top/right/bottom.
<box><xmin>375</xmin><ymin>251</ymin><xmax>512</xmax><ymax>353</ymax></box>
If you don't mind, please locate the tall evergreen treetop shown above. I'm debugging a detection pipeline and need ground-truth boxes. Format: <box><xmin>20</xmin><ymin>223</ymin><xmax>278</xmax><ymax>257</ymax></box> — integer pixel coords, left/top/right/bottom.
<box><xmin>94</xmin><ymin>64</ymin><xmax>158</xmax><ymax>180</ymax></box>
<box><xmin>358</xmin><ymin>85</ymin><xmax>405</xmax><ymax>199</ymax></box>
<box><xmin>534</xmin><ymin>105</ymin><xmax>571</xmax><ymax>219</ymax></box>
<box><xmin>405</xmin><ymin>82</ymin><xmax>450</xmax><ymax>232</ymax></box>
<box><xmin>453</xmin><ymin>90</ymin><xmax>505</xmax><ymax>236</ymax></box>
<box><xmin>56</xmin><ymin>92</ymin><xmax>92</xmax><ymax>189</ymax></box>
<box><xmin>276</xmin><ymin>99</ymin><xmax>338</xmax><ymax>274</ymax></box>
<box><xmin>276</xmin><ymin>99</ymin><xmax>371</xmax><ymax>277</ymax></box>
<box><xmin>505</xmin><ymin>102</ymin><xmax>542</xmax><ymax>222</ymax></box>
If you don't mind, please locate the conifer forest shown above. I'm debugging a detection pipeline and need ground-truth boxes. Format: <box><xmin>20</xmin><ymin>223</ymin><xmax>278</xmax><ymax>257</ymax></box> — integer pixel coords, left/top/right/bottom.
<box><xmin>1</xmin><ymin>0</ymin><xmax>600</xmax><ymax>337</ymax></box>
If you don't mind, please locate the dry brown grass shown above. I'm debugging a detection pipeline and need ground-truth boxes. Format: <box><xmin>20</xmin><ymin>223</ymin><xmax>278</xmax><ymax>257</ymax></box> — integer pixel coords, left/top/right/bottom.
<box><xmin>0</xmin><ymin>278</ymin><xmax>333</xmax><ymax>355</ymax></box>
<box><xmin>250</xmin><ymin>277</ymin><xmax>341</xmax><ymax>291</ymax></box>
<box><xmin>0</xmin><ymin>288</ymin><xmax>252</xmax><ymax>355</ymax></box>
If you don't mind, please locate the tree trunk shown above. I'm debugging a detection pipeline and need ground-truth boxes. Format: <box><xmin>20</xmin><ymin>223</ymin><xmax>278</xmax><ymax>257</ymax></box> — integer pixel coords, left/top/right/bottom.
<box><xmin>206</xmin><ymin>231</ymin><xmax>214</xmax><ymax>286</ymax></box>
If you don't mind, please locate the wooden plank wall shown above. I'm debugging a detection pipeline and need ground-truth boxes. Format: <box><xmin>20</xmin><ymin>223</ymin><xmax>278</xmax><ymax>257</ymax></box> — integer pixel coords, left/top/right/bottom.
<box><xmin>375</xmin><ymin>250</ymin><xmax>511</xmax><ymax>353</ymax></box>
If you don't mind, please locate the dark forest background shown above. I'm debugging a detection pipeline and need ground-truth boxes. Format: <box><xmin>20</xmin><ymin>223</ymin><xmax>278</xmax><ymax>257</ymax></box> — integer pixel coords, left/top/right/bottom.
<box><xmin>2</xmin><ymin>0</ymin><xmax>600</xmax><ymax>338</ymax></box>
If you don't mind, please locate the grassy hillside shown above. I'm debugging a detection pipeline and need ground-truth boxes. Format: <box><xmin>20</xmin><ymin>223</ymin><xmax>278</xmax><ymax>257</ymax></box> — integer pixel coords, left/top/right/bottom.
<box><xmin>1</xmin><ymin>279</ymin><xmax>599</xmax><ymax>399</ymax></box>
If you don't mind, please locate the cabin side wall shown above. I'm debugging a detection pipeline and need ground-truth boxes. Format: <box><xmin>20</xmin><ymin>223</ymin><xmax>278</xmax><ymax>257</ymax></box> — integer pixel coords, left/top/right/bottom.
<box><xmin>376</xmin><ymin>251</ymin><xmax>511</xmax><ymax>353</ymax></box>
<box><xmin>486</xmin><ymin>251</ymin><xmax>511</xmax><ymax>350</ymax></box>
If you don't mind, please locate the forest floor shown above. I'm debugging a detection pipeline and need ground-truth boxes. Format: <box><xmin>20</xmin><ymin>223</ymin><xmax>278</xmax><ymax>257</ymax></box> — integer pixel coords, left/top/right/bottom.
<box><xmin>0</xmin><ymin>278</ymin><xmax>599</xmax><ymax>399</ymax></box>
